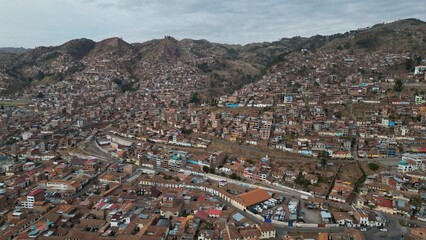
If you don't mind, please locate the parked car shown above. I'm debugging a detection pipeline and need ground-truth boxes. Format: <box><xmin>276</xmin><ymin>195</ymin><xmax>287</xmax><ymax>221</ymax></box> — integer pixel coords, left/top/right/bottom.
<box><xmin>360</xmin><ymin>228</ymin><xmax>367</xmax><ymax>232</ymax></box>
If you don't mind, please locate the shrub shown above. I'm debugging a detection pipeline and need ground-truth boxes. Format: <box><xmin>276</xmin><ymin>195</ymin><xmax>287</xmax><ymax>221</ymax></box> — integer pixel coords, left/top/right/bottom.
<box><xmin>368</xmin><ymin>162</ymin><xmax>379</xmax><ymax>171</ymax></box>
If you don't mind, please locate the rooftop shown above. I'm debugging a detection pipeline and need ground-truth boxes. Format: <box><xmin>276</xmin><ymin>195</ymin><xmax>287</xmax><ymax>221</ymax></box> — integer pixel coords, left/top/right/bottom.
<box><xmin>236</xmin><ymin>189</ymin><xmax>271</xmax><ymax>207</ymax></box>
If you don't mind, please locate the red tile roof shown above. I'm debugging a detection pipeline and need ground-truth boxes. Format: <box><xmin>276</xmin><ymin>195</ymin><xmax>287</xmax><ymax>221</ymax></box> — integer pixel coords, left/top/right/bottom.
<box><xmin>28</xmin><ymin>188</ymin><xmax>43</xmax><ymax>196</ymax></box>
<box><xmin>377</xmin><ymin>197</ymin><xmax>393</xmax><ymax>209</ymax></box>
<box><xmin>208</xmin><ymin>209</ymin><xmax>222</xmax><ymax>216</ymax></box>
<box><xmin>236</xmin><ymin>189</ymin><xmax>271</xmax><ymax>207</ymax></box>
<box><xmin>195</xmin><ymin>210</ymin><xmax>209</xmax><ymax>220</ymax></box>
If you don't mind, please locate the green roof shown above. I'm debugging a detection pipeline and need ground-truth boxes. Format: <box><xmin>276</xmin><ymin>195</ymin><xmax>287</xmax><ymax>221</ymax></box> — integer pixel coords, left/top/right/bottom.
<box><xmin>398</xmin><ymin>161</ymin><xmax>408</xmax><ymax>166</ymax></box>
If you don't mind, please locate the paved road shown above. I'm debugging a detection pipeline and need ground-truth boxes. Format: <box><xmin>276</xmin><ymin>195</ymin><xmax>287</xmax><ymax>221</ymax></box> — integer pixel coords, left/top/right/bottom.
<box><xmin>70</xmin><ymin>138</ymin><xmax>115</xmax><ymax>162</ymax></box>
<box><xmin>374</xmin><ymin>211</ymin><xmax>426</xmax><ymax>227</ymax></box>
<box><xmin>87</xmin><ymin>138</ymin><xmax>116</xmax><ymax>162</ymax></box>
<box><xmin>278</xmin><ymin>227</ymin><xmax>345</xmax><ymax>235</ymax></box>
<box><xmin>363</xmin><ymin>219</ymin><xmax>406</xmax><ymax>240</ymax></box>
<box><xmin>362</xmin><ymin>211</ymin><xmax>426</xmax><ymax>240</ymax></box>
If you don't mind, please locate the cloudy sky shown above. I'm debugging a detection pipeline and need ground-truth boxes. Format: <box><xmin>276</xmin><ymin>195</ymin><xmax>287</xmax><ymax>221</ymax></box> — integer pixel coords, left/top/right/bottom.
<box><xmin>1</xmin><ymin>0</ymin><xmax>425</xmax><ymax>48</ymax></box>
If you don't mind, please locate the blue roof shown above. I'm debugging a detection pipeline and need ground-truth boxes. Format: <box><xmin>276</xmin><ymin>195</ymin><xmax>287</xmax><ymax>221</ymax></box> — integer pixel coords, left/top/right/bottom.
<box><xmin>397</xmin><ymin>200</ymin><xmax>406</xmax><ymax>207</ymax></box>
<box><xmin>320</xmin><ymin>211</ymin><xmax>332</xmax><ymax>219</ymax></box>
<box><xmin>232</xmin><ymin>212</ymin><xmax>245</xmax><ymax>222</ymax></box>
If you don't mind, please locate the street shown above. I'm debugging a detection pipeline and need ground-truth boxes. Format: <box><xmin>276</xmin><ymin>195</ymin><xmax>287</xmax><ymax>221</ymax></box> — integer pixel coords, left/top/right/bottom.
<box><xmin>363</xmin><ymin>219</ymin><xmax>405</xmax><ymax>240</ymax></box>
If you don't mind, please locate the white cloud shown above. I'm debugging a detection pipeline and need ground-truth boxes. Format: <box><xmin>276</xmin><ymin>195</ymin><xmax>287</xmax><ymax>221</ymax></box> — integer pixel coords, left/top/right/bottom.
<box><xmin>0</xmin><ymin>0</ymin><xmax>424</xmax><ymax>47</ymax></box>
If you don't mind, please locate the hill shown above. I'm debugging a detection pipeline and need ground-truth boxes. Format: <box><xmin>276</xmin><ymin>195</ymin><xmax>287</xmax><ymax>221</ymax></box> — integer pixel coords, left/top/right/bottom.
<box><xmin>0</xmin><ymin>47</ymin><xmax>29</xmax><ymax>54</ymax></box>
<box><xmin>0</xmin><ymin>18</ymin><xmax>425</xmax><ymax>97</ymax></box>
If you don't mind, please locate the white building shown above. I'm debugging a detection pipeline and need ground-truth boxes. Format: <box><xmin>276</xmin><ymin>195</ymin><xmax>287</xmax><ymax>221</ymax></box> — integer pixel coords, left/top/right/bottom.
<box><xmin>398</xmin><ymin>154</ymin><xmax>426</xmax><ymax>173</ymax></box>
<box><xmin>22</xmin><ymin>189</ymin><xmax>44</xmax><ymax>209</ymax></box>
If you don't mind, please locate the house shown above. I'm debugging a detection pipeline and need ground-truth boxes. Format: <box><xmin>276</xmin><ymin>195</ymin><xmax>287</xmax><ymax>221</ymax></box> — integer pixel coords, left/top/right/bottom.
<box><xmin>328</xmin><ymin>181</ymin><xmax>353</xmax><ymax>203</ymax></box>
<box><xmin>353</xmin><ymin>209</ymin><xmax>369</xmax><ymax>226</ymax></box>
<box><xmin>367</xmin><ymin>212</ymin><xmax>387</xmax><ymax>227</ymax></box>
<box><xmin>398</xmin><ymin>154</ymin><xmax>426</xmax><ymax>173</ymax></box>
<box><xmin>375</xmin><ymin>197</ymin><xmax>396</xmax><ymax>215</ymax></box>
<box><xmin>367</xmin><ymin>181</ymin><xmax>394</xmax><ymax>194</ymax></box>
<box><xmin>198</xmin><ymin>229</ymin><xmax>217</xmax><ymax>240</ymax></box>
<box><xmin>22</xmin><ymin>162</ymin><xmax>36</xmax><ymax>172</ymax></box>
<box><xmin>22</xmin><ymin>189</ymin><xmax>44</xmax><ymax>209</ymax></box>
<box><xmin>243</xmin><ymin>166</ymin><xmax>259</xmax><ymax>181</ymax></box>
<box><xmin>332</xmin><ymin>151</ymin><xmax>352</xmax><ymax>159</ymax></box>
<box><xmin>44</xmin><ymin>180</ymin><xmax>81</xmax><ymax>193</ymax></box>
<box><xmin>98</xmin><ymin>172</ymin><xmax>127</xmax><ymax>184</ymax></box>
<box><xmin>239</xmin><ymin>228</ymin><xmax>261</xmax><ymax>240</ymax></box>
<box><xmin>225</xmin><ymin>224</ymin><xmax>242</xmax><ymax>240</ymax></box>
<box><xmin>208</xmin><ymin>151</ymin><xmax>226</xmax><ymax>167</ymax></box>
<box><xmin>332</xmin><ymin>211</ymin><xmax>354</xmax><ymax>226</ymax></box>
<box><xmin>310</xmin><ymin>186</ymin><xmax>328</xmax><ymax>198</ymax></box>
<box><xmin>394</xmin><ymin>197</ymin><xmax>411</xmax><ymax>217</ymax></box>
<box><xmin>305</xmin><ymin>174</ymin><xmax>318</xmax><ymax>184</ymax></box>
<box><xmin>259</xmin><ymin>168</ymin><xmax>271</xmax><ymax>181</ymax></box>
<box><xmin>256</xmin><ymin>223</ymin><xmax>276</xmax><ymax>239</ymax></box>
<box><xmin>143</xmin><ymin>224</ymin><xmax>170</xmax><ymax>240</ymax></box>
<box><xmin>207</xmin><ymin>209</ymin><xmax>222</xmax><ymax>218</ymax></box>
<box><xmin>160</xmin><ymin>194</ymin><xmax>183</xmax><ymax>218</ymax></box>
<box><xmin>195</xmin><ymin>211</ymin><xmax>209</xmax><ymax>221</ymax></box>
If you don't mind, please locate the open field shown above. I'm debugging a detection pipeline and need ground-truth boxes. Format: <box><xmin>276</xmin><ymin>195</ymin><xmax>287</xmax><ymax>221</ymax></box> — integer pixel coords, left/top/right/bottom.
<box><xmin>208</xmin><ymin>138</ymin><xmax>315</xmax><ymax>162</ymax></box>
<box><xmin>338</xmin><ymin>162</ymin><xmax>363</xmax><ymax>183</ymax></box>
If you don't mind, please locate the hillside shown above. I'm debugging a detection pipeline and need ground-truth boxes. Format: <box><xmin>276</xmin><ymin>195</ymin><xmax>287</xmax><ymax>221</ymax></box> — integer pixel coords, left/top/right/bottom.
<box><xmin>0</xmin><ymin>18</ymin><xmax>425</xmax><ymax>97</ymax></box>
<box><xmin>0</xmin><ymin>47</ymin><xmax>29</xmax><ymax>54</ymax></box>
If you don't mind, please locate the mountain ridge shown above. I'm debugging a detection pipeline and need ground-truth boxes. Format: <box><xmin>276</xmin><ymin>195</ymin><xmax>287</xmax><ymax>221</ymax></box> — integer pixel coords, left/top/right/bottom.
<box><xmin>0</xmin><ymin>18</ymin><xmax>425</xmax><ymax>97</ymax></box>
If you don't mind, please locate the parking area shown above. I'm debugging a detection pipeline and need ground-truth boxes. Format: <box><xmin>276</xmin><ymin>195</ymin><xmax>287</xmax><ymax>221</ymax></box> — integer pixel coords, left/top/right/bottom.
<box><xmin>248</xmin><ymin>194</ymin><xmax>325</xmax><ymax>224</ymax></box>
<box><xmin>248</xmin><ymin>195</ymin><xmax>287</xmax><ymax>222</ymax></box>
<box><xmin>299</xmin><ymin>201</ymin><xmax>323</xmax><ymax>224</ymax></box>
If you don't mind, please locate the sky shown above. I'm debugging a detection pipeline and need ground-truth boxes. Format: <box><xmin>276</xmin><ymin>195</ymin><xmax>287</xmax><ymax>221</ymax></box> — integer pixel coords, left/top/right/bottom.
<box><xmin>1</xmin><ymin>0</ymin><xmax>425</xmax><ymax>48</ymax></box>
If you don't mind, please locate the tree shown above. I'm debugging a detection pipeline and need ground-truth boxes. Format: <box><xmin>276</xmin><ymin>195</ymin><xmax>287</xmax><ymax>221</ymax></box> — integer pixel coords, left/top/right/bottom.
<box><xmin>410</xmin><ymin>195</ymin><xmax>423</xmax><ymax>209</ymax></box>
<box><xmin>334</xmin><ymin>112</ymin><xmax>342</xmax><ymax>119</ymax></box>
<box><xmin>209</xmin><ymin>98</ymin><xmax>218</xmax><ymax>106</ymax></box>
<box><xmin>36</xmin><ymin>92</ymin><xmax>45</xmax><ymax>98</ymax></box>
<box><xmin>189</xmin><ymin>92</ymin><xmax>200</xmax><ymax>104</ymax></box>
<box><xmin>35</xmin><ymin>70</ymin><xmax>45</xmax><ymax>80</ymax></box>
<box><xmin>351</xmin><ymin>137</ymin><xmax>357</xmax><ymax>148</ymax></box>
<box><xmin>394</xmin><ymin>79</ymin><xmax>403</xmax><ymax>93</ymax></box>
<box><xmin>295</xmin><ymin>172</ymin><xmax>310</xmax><ymax>189</ymax></box>
<box><xmin>230</xmin><ymin>173</ymin><xmax>240</xmax><ymax>180</ymax></box>
<box><xmin>318</xmin><ymin>151</ymin><xmax>330</xmax><ymax>167</ymax></box>
<box><xmin>202</xmin><ymin>166</ymin><xmax>209</xmax><ymax>173</ymax></box>
<box><xmin>131</xmin><ymin>226</ymin><xmax>140</xmax><ymax>235</ymax></box>
<box><xmin>181</xmin><ymin>128</ymin><xmax>193</xmax><ymax>135</ymax></box>
<box><xmin>197</xmin><ymin>62</ymin><xmax>211</xmax><ymax>73</ymax></box>
<box><xmin>405</xmin><ymin>58</ymin><xmax>415</xmax><ymax>72</ymax></box>
<box><xmin>295</xmin><ymin>172</ymin><xmax>303</xmax><ymax>183</ymax></box>
<box><xmin>320</xmin><ymin>157</ymin><xmax>328</xmax><ymax>168</ymax></box>
<box><xmin>368</xmin><ymin>162</ymin><xmax>379</xmax><ymax>171</ymax></box>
